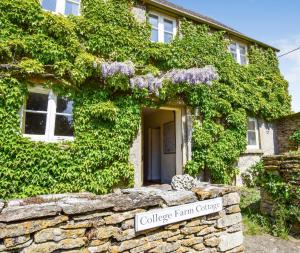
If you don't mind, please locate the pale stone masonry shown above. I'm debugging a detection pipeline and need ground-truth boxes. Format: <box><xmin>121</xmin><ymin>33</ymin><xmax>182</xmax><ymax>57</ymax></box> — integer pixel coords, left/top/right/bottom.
<box><xmin>275</xmin><ymin>112</ymin><xmax>300</xmax><ymax>154</ymax></box>
<box><xmin>261</xmin><ymin>154</ymin><xmax>300</xmax><ymax>233</ymax></box>
<box><xmin>0</xmin><ymin>184</ymin><xmax>244</xmax><ymax>253</ymax></box>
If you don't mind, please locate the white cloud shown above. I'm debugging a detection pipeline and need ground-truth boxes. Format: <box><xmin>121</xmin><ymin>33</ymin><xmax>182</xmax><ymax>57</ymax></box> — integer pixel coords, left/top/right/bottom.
<box><xmin>273</xmin><ymin>36</ymin><xmax>300</xmax><ymax>113</ymax></box>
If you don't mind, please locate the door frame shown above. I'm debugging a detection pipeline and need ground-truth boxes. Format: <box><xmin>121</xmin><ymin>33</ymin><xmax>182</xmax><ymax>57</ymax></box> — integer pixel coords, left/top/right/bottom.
<box><xmin>132</xmin><ymin>106</ymin><xmax>186</xmax><ymax>187</ymax></box>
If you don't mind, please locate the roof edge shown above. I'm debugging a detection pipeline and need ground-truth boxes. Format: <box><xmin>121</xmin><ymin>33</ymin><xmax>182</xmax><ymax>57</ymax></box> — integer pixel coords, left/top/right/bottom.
<box><xmin>145</xmin><ymin>0</ymin><xmax>280</xmax><ymax>52</ymax></box>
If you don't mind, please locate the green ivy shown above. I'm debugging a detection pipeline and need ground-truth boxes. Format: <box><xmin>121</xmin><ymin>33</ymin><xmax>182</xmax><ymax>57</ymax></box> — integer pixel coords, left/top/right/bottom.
<box><xmin>246</xmin><ymin>162</ymin><xmax>300</xmax><ymax>236</ymax></box>
<box><xmin>0</xmin><ymin>0</ymin><xmax>291</xmax><ymax>199</ymax></box>
<box><xmin>290</xmin><ymin>130</ymin><xmax>300</xmax><ymax>146</ymax></box>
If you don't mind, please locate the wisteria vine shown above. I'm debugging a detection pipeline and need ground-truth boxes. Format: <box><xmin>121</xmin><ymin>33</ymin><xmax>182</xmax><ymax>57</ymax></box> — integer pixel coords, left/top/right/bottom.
<box><xmin>99</xmin><ymin>61</ymin><xmax>219</xmax><ymax>95</ymax></box>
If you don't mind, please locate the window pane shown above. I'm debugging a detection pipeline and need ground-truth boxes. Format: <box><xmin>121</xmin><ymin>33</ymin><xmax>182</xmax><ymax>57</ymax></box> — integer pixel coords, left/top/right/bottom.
<box><xmin>41</xmin><ymin>0</ymin><xmax>57</xmax><ymax>12</ymax></box>
<box><xmin>65</xmin><ymin>1</ymin><xmax>80</xmax><ymax>15</ymax></box>
<box><xmin>57</xmin><ymin>97</ymin><xmax>73</xmax><ymax>114</ymax></box>
<box><xmin>247</xmin><ymin>132</ymin><xmax>257</xmax><ymax>146</ymax></box>
<box><xmin>26</xmin><ymin>93</ymin><xmax>48</xmax><ymax>112</ymax></box>
<box><xmin>149</xmin><ymin>15</ymin><xmax>158</xmax><ymax>28</ymax></box>
<box><xmin>25</xmin><ymin>112</ymin><xmax>47</xmax><ymax>135</ymax></box>
<box><xmin>239</xmin><ymin>45</ymin><xmax>246</xmax><ymax>55</ymax></box>
<box><xmin>164</xmin><ymin>32</ymin><xmax>173</xmax><ymax>43</ymax></box>
<box><xmin>230</xmin><ymin>43</ymin><xmax>237</xmax><ymax>51</ymax></box>
<box><xmin>55</xmin><ymin>115</ymin><xmax>74</xmax><ymax>136</ymax></box>
<box><xmin>248</xmin><ymin>120</ymin><xmax>256</xmax><ymax>130</ymax></box>
<box><xmin>151</xmin><ymin>28</ymin><xmax>158</xmax><ymax>42</ymax></box>
<box><xmin>240</xmin><ymin>55</ymin><xmax>247</xmax><ymax>65</ymax></box>
<box><xmin>164</xmin><ymin>19</ymin><xmax>173</xmax><ymax>33</ymax></box>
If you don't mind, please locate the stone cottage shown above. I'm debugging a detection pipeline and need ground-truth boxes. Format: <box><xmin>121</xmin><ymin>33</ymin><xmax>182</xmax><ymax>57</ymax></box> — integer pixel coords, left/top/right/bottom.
<box><xmin>0</xmin><ymin>0</ymin><xmax>290</xmax><ymax>199</ymax></box>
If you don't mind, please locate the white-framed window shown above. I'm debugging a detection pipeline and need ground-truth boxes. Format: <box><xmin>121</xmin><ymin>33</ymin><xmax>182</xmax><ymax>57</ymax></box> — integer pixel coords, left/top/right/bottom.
<box><xmin>247</xmin><ymin>118</ymin><xmax>259</xmax><ymax>149</ymax></box>
<box><xmin>41</xmin><ymin>0</ymin><xmax>80</xmax><ymax>16</ymax></box>
<box><xmin>148</xmin><ymin>12</ymin><xmax>177</xmax><ymax>43</ymax></box>
<box><xmin>229</xmin><ymin>42</ymin><xmax>248</xmax><ymax>65</ymax></box>
<box><xmin>22</xmin><ymin>87</ymin><xmax>74</xmax><ymax>142</ymax></box>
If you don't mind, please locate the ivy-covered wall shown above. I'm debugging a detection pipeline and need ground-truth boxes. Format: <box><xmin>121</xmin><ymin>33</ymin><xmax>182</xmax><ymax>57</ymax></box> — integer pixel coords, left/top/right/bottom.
<box><xmin>0</xmin><ymin>0</ymin><xmax>291</xmax><ymax>199</ymax></box>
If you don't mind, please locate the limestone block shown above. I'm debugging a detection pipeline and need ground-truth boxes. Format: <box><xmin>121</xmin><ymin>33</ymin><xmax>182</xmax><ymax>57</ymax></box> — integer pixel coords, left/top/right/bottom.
<box><xmin>94</xmin><ymin>226</ymin><xmax>121</xmax><ymax>240</ymax></box>
<box><xmin>186</xmin><ymin>219</ymin><xmax>202</xmax><ymax>227</ymax></box>
<box><xmin>193</xmin><ymin>243</ymin><xmax>205</xmax><ymax>252</ymax></box>
<box><xmin>181</xmin><ymin>225</ymin><xmax>206</xmax><ymax>235</ymax></box>
<box><xmin>34</xmin><ymin>228</ymin><xmax>86</xmax><ymax>243</ymax></box>
<box><xmin>176</xmin><ymin>246</ymin><xmax>197</xmax><ymax>253</ymax></box>
<box><xmin>130</xmin><ymin>240</ymin><xmax>163</xmax><ymax>253</ymax></box>
<box><xmin>102</xmin><ymin>192</ymin><xmax>163</xmax><ymax>211</ymax></box>
<box><xmin>105</xmin><ymin>209</ymin><xmax>144</xmax><ymax>225</ymax></box>
<box><xmin>3</xmin><ymin>238</ymin><xmax>32</xmax><ymax>251</ymax></box>
<box><xmin>122</xmin><ymin>188</ymin><xmax>197</xmax><ymax>206</ymax></box>
<box><xmin>149</xmin><ymin>242</ymin><xmax>181</xmax><ymax>253</ymax></box>
<box><xmin>147</xmin><ymin>230</ymin><xmax>179</xmax><ymax>242</ymax></box>
<box><xmin>0</xmin><ymin>215</ymin><xmax>68</xmax><ymax>239</ymax></box>
<box><xmin>0</xmin><ymin>203</ymin><xmax>62</xmax><ymax>222</ymax></box>
<box><xmin>118</xmin><ymin>237</ymin><xmax>148</xmax><ymax>252</ymax></box>
<box><xmin>181</xmin><ymin>237</ymin><xmax>203</xmax><ymax>247</ymax></box>
<box><xmin>197</xmin><ymin>226</ymin><xmax>216</xmax><ymax>236</ymax></box>
<box><xmin>218</xmin><ymin>231</ymin><xmax>243</xmax><ymax>252</ymax></box>
<box><xmin>89</xmin><ymin>239</ymin><xmax>109</xmax><ymax>247</ymax></box>
<box><xmin>59</xmin><ymin>198</ymin><xmax>113</xmax><ymax>215</ymax></box>
<box><xmin>225</xmin><ymin>245</ymin><xmax>245</xmax><ymax>253</ymax></box>
<box><xmin>222</xmin><ymin>193</ymin><xmax>240</xmax><ymax>206</ymax></box>
<box><xmin>225</xmin><ymin>205</ymin><xmax>241</xmax><ymax>214</ymax></box>
<box><xmin>21</xmin><ymin>238</ymin><xmax>86</xmax><ymax>253</ymax></box>
<box><xmin>193</xmin><ymin>243</ymin><xmax>205</xmax><ymax>251</ymax></box>
<box><xmin>73</xmin><ymin>211</ymin><xmax>113</xmax><ymax>221</ymax></box>
<box><xmin>204</xmin><ymin>236</ymin><xmax>220</xmax><ymax>247</ymax></box>
<box><xmin>217</xmin><ymin>213</ymin><xmax>242</xmax><ymax>228</ymax></box>
<box><xmin>61</xmin><ymin>220</ymin><xmax>97</xmax><ymax>229</ymax></box>
<box><xmin>227</xmin><ymin>223</ymin><xmax>243</xmax><ymax>233</ymax></box>
<box><xmin>166</xmin><ymin>234</ymin><xmax>184</xmax><ymax>242</ymax></box>
<box><xmin>4</xmin><ymin>234</ymin><xmax>31</xmax><ymax>248</ymax></box>
<box><xmin>88</xmin><ymin>242</ymin><xmax>110</xmax><ymax>253</ymax></box>
<box><xmin>121</xmin><ymin>219</ymin><xmax>134</xmax><ymax>230</ymax></box>
<box><xmin>114</xmin><ymin>229</ymin><xmax>135</xmax><ymax>241</ymax></box>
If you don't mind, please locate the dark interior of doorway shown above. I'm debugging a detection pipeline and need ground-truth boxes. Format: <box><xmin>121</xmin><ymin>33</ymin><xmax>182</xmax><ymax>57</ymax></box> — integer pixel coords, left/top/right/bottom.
<box><xmin>142</xmin><ymin>108</ymin><xmax>176</xmax><ymax>185</ymax></box>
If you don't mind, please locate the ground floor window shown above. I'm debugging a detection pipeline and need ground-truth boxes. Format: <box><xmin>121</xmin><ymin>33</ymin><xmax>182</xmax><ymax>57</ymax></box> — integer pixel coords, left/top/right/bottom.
<box><xmin>247</xmin><ymin>117</ymin><xmax>259</xmax><ymax>149</ymax></box>
<box><xmin>22</xmin><ymin>87</ymin><xmax>74</xmax><ymax>142</ymax></box>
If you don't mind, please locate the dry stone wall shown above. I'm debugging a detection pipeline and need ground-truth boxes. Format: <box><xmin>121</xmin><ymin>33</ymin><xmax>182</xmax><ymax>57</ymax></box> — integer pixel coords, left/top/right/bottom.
<box><xmin>276</xmin><ymin>113</ymin><xmax>300</xmax><ymax>154</ymax></box>
<box><xmin>0</xmin><ymin>185</ymin><xmax>244</xmax><ymax>253</ymax></box>
<box><xmin>261</xmin><ymin>154</ymin><xmax>300</xmax><ymax>215</ymax></box>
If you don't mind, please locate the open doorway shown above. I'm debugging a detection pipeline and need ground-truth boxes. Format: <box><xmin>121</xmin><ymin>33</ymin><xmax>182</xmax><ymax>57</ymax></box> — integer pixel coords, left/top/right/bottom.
<box><xmin>143</xmin><ymin>108</ymin><xmax>179</xmax><ymax>185</ymax></box>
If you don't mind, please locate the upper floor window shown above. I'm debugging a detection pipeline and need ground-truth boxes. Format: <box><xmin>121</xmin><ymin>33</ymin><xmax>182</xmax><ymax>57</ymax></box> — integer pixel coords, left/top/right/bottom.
<box><xmin>229</xmin><ymin>42</ymin><xmax>248</xmax><ymax>65</ymax></box>
<box><xmin>41</xmin><ymin>0</ymin><xmax>80</xmax><ymax>16</ymax></box>
<box><xmin>149</xmin><ymin>12</ymin><xmax>176</xmax><ymax>43</ymax></box>
<box><xmin>22</xmin><ymin>87</ymin><xmax>74</xmax><ymax>142</ymax></box>
<box><xmin>247</xmin><ymin>118</ymin><xmax>259</xmax><ymax>149</ymax></box>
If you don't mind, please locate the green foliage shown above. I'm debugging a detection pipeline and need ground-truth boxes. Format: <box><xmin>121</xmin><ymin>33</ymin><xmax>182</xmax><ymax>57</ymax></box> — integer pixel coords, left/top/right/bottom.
<box><xmin>0</xmin><ymin>0</ymin><xmax>291</xmax><ymax>198</ymax></box>
<box><xmin>245</xmin><ymin>162</ymin><xmax>300</xmax><ymax>237</ymax></box>
<box><xmin>290</xmin><ymin>130</ymin><xmax>300</xmax><ymax>146</ymax></box>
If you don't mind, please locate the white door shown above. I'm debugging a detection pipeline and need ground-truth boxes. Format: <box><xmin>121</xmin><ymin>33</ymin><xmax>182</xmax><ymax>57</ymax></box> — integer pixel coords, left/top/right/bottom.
<box><xmin>147</xmin><ymin>128</ymin><xmax>161</xmax><ymax>181</ymax></box>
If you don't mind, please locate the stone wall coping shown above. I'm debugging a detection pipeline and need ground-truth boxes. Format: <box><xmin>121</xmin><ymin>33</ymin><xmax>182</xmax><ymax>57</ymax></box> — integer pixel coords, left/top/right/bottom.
<box><xmin>263</xmin><ymin>154</ymin><xmax>300</xmax><ymax>160</ymax></box>
<box><xmin>0</xmin><ymin>184</ymin><xmax>238</xmax><ymax>223</ymax></box>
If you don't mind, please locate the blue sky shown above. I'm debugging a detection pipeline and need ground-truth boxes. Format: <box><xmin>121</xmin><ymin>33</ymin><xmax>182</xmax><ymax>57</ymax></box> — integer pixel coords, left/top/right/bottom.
<box><xmin>169</xmin><ymin>0</ymin><xmax>300</xmax><ymax>112</ymax></box>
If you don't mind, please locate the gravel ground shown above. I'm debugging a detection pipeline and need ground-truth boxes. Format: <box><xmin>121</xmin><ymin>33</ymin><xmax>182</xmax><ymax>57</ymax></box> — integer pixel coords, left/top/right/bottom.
<box><xmin>245</xmin><ymin>234</ymin><xmax>300</xmax><ymax>253</ymax></box>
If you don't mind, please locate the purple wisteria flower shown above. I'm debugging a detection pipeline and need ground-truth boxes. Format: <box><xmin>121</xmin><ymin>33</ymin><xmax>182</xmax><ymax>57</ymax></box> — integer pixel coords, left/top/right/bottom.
<box><xmin>130</xmin><ymin>74</ymin><xmax>162</xmax><ymax>96</ymax></box>
<box><xmin>101</xmin><ymin>61</ymin><xmax>135</xmax><ymax>78</ymax></box>
<box><xmin>166</xmin><ymin>65</ymin><xmax>218</xmax><ymax>86</ymax></box>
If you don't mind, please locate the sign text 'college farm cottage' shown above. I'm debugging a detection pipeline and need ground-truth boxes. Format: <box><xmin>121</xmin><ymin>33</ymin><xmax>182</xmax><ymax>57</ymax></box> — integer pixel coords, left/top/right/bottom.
<box><xmin>135</xmin><ymin>197</ymin><xmax>223</xmax><ymax>232</ymax></box>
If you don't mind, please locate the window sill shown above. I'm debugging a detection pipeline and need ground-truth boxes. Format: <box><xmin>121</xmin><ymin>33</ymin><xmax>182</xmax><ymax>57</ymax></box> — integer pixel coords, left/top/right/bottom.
<box><xmin>23</xmin><ymin>134</ymin><xmax>74</xmax><ymax>143</ymax></box>
<box><xmin>243</xmin><ymin>149</ymin><xmax>264</xmax><ymax>155</ymax></box>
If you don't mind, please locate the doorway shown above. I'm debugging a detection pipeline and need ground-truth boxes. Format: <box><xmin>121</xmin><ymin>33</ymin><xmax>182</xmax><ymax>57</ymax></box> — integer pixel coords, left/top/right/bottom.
<box><xmin>143</xmin><ymin>108</ymin><xmax>181</xmax><ymax>185</ymax></box>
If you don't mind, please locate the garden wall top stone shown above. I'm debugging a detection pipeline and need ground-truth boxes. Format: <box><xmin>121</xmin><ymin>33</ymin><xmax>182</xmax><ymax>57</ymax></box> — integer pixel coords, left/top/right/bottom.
<box><xmin>0</xmin><ymin>184</ymin><xmax>238</xmax><ymax>223</ymax></box>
